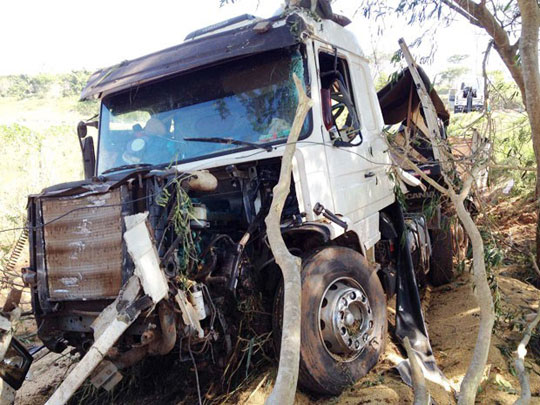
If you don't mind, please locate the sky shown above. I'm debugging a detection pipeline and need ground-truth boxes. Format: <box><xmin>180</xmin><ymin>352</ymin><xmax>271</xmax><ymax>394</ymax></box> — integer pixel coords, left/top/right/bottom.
<box><xmin>0</xmin><ymin>0</ymin><xmax>505</xmax><ymax>79</ymax></box>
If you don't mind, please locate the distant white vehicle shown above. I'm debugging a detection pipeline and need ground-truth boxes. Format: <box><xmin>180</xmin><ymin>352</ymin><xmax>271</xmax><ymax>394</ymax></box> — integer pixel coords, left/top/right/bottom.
<box><xmin>449</xmin><ymin>76</ymin><xmax>484</xmax><ymax>113</ymax></box>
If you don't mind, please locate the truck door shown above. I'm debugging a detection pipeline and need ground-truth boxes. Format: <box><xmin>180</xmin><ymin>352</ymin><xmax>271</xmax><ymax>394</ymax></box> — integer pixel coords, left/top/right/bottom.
<box><xmin>316</xmin><ymin>45</ymin><xmax>394</xmax><ymax>226</ymax></box>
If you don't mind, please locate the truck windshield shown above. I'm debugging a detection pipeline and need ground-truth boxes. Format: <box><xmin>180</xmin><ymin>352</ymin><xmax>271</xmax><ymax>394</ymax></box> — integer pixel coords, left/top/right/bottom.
<box><xmin>97</xmin><ymin>49</ymin><xmax>310</xmax><ymax>174</ymax></box>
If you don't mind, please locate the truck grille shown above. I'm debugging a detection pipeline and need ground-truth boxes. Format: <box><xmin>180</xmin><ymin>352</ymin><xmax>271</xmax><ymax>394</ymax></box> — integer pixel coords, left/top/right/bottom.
<box><xmin>41</xmin><ymin>190</ymin><xmax>124</xmax><ymax>301</ymax></box>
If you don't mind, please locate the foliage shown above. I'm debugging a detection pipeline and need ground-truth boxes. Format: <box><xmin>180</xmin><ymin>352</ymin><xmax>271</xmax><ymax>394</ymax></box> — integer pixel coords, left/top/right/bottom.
<box><xmin>0</xmin><ymin>70</ymin><xmax>99</xmax><ymax>259</ymax></box>
<box><xmin>487</xmin><ymin>70</ymin><xmax>523</xmax><ymax>111</ymax></box>
<box><xmin>448</xmin><ymin>110</ymin><xmax>535</xmax><ymax>196</ymax></box>
<box><xmin>0</xmin><ymin>107</ymin><xmax>86</xmax><ymax>258</ymax></box>
<box><xmin>156</xmin><ymin>178</ymin><xmax>198</xmax><ymax>273</ymax></box>
<box><xmin>0</xmin><ymin>70</ymin><xmax>92</xmax><ymax>100</ymax></box>
<box><xmin>356</xmin><ymin>0</ymin><xmax>522</xmax><ymax>45</ymax></box>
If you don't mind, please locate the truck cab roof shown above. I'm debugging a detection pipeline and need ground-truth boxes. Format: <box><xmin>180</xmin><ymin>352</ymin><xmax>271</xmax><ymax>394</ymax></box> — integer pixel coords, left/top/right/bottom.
<box><xmin>80</xmin><ymin>10</ymin><xmax>365</xmax><ymax>101</ymax></box>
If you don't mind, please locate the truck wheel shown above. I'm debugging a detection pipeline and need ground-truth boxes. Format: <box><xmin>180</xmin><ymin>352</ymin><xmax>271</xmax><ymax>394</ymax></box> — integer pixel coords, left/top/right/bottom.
<box><xmin>429</xmin><ymin>217</ymin><xmax>455</xmax><ymax>286</ymax></box>
<box><xmin>451</xmin><ymin>219</ymin><xmax>469</xmax><ymax>261</ymax></box>
<box><xmin>273</xmin><ymin>247</ymin><xmax>387</xmax><ymax>396</ymax></box>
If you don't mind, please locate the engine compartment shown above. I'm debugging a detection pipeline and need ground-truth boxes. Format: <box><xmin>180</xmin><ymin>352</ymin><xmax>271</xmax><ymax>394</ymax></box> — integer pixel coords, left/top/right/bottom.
<box><xmin>25</xmin><ymin>158</ymin><xmax>305</xmax><ymax>372</ymax></box>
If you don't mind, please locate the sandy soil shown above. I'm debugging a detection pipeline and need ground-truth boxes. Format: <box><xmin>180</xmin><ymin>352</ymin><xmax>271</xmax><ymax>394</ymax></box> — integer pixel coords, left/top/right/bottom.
<box><xmin>233</xmin><ymin>272</ymin><xmax>540</xmax><ymax>405</ymax></box>
<box><xmin>10</xmin><ymin>195</ymin><xmax>540</xmax><ymax>404</ymax></box>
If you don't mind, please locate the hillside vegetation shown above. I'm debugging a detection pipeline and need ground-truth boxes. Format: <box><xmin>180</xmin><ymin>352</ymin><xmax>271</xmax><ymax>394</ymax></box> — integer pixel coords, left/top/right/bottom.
<box><xmin>0</xmin><ymin>71</ymin><xmax>98</xmax><ymax>256</ymax></box>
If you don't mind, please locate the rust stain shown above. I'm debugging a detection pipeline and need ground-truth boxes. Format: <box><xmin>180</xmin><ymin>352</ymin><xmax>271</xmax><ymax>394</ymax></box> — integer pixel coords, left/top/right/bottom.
<box><xmin>42</xmin><ymin>190</ymin><xmax>123</xmax><ymax>301</ymax></box>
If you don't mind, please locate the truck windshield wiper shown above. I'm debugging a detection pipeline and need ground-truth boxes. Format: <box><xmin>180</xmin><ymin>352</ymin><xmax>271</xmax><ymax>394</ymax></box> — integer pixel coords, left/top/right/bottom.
<box><xmin>183</xmin><ymin>137</ymin><xmax>273</xmax><ymax>152</ymax></box>
<box><xmin>102</xmin><ymin>163</ymin><xmax>155</xmax><ymax>175</ymax></box>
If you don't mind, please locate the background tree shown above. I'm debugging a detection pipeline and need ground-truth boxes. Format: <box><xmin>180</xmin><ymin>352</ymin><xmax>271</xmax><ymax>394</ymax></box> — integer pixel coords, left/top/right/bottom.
<box><xmin>357</xmin><ymin>0</ymin><xmax>540</xmax><ymax>262</ymax></box>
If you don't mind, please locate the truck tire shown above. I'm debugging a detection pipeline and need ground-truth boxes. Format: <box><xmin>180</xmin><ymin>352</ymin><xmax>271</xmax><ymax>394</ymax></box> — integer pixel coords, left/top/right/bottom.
<box><xmin>273</xmin><ymin>247</ymin><xmax>387</xmax><ymax>396</ymax></box>
<box><xmin>429</xmin><ymin>217</ymin><xmax>455</xmax><ymax>286</ymax></box>
<box><xmin>452</xmin><ymin>219</ymin><xmax>469</xmax><ymax>261</ymax></box>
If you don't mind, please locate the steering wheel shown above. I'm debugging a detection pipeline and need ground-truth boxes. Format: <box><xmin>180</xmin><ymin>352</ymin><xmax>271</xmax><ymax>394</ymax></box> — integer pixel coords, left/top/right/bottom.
<box><xmin>332</xmin><ymin>102</ymin><xmax>346</xmax><ymax>122</ymax></box>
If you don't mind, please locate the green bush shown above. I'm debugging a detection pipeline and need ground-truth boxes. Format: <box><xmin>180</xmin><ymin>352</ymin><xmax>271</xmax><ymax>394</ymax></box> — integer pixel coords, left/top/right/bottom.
<box><xmin>448</xmin><ymin>111</ymin><xmax>534</xmax><ymax>196</ymax></box>
<box><xmin>0</xmin><ymin>123</ymin><xmax>82</xmax><ymax>253</ymax></box>
<box><xmin>0</xmin><ymin>70</ymin><xmax>92</xmax><ymax>100</ymax></box>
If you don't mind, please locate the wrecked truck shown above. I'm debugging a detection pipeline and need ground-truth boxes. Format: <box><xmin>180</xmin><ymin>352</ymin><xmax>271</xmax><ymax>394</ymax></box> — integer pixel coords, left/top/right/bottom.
<box><xmin>21</xmin><ymin>9</ymin><xmax>456</xmax><ymax>398</ymax></box>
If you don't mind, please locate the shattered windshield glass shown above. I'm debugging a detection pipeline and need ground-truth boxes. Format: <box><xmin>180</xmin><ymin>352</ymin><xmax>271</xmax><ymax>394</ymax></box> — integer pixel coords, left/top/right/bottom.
<box><xmin>97</xmin><ymin>49</ymin><xmax>311</xmax><ymax>174</ymax></box>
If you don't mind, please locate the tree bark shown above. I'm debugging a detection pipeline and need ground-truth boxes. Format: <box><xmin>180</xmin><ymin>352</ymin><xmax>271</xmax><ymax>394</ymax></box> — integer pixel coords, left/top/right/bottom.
<box><xmin>265</xmin><ymin>74</ymin><xmax>312</xmax><ymax>405</ymax></box>
<box><xmin>403</xmin><ymin>337</ymin><xmax>430</xmax><ymax>405</ymax></box>
<box><xmin>454</xmin><ymin>197</ymin><xmax>495</xmax><ymax>405</ymax></box>
<box><xmin>515</xmin><ymin>0</ymin><xmax>540</xmax><ymax>268</ymax></box>
<box><xmin>514</xmin><ymin>307</ymin><xmax>540</xmax><ymax>405</ymax></box>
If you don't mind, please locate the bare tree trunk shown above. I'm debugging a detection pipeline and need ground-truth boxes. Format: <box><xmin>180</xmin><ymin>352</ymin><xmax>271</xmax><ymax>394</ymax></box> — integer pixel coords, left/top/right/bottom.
<box><xmin>391</xmin><ymin>142</ymin><xmax>494</xmax><ymax>405</ymax></box>
<box><xmin>514</xmin><ymin>307</ymin><xmax>540</xmax><ymax>405</ymax></box>
<box><xmin>454</xmin><ymin>198</ymin><xmax>495</xmax><ymax>405</ymax></box>
<box><xmin>403</xmin><ymin>337</ymin><xmax>430</xmax><ymax>405</ymax></box>
<box><xmin>516</xmin><ymin>0</ymin><xmax>540</xmax><ymax>267</ymax></box>
<box><xmin>265</xmin><ymin>74</ymin><xmax>312</xmax><ymax>405</ymax></box>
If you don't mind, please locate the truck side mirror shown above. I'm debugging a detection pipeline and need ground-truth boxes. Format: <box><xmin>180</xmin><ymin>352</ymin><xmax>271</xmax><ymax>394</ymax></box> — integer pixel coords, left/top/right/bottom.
<box><xmin>77</xmin><ymin>121</ymin><xmax>87</xmax><ymax>139</ymax></box>
<box><xmin>77</xmin><ymin>121</ymin><xmax>97</xmax><ymax>179</ymax></box>
<box><xmin>0</xmin><ymin>337</ymin><xmax>33</xmax><ymax>390</ymax></box>
<box><xmin>82</xmin><ymin>136</ymin><xmax>96</xmax><ymax>179</ymax></box>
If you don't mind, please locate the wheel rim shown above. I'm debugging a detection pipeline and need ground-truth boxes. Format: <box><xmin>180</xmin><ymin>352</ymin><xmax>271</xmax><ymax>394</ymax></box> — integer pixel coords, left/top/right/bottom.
<box><xmin>318</xmin><ymin>277</ymin><xmax>374</xmax><ymax>362</ymax></box>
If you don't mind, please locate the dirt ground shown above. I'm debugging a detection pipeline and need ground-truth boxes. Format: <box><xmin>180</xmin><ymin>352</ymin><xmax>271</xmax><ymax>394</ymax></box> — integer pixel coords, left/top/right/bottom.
<box><xmin>10</xmin><ymin>195</ymin><xmax>540</xmax><ymax>404</ymax></box>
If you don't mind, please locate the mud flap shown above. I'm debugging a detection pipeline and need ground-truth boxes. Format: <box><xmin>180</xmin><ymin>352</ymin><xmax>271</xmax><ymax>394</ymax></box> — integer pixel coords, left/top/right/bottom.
<box><xmin>388</xmin><ymin>202</ymin><xmax>452</xmax><ymax>393</ymax></box>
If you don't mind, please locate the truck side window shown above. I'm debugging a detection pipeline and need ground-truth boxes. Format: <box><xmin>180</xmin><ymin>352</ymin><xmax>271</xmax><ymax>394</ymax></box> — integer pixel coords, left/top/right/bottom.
<box><xmin>319</xmin><ymin>52</ymin><xmax>362</xmax><ymax>145</ymax></box>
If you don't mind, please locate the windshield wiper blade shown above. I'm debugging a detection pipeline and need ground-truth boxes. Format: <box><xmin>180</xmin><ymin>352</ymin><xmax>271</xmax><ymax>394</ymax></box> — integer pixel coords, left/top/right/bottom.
<box><xmin>183</xmin><ymin>137</ymin><xmax>273</xmax><ymax>152</ymax></box>
<box><xmin>102</xmin><ymin>163</ymin><xmax>154</xmax><ymax>175</ymax></box>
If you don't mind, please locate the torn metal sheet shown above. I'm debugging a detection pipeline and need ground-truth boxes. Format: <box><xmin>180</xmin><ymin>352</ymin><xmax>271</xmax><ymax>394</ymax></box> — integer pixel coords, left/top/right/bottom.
<box><xmin>390</xmin><ymin>202</ymin><xmax>452</xmax><ymax>393</ymax></box>
<box><xmin>175</xmin><ymin>291</ymin><xmax>203</xmax><ymax>338</ymax></box>
<box><xmin>46</xmin><ymin>276</ymin><xmax>143</xmax><ymax>405</ymax></box>
<box><xmin>123</xmin><ymin>212</ymin><xmax>168</xmax><ymax>303</ymax></box>
<box><xmin>0</xmin><ymin>316</ymin><xmax>12</xmax><ymax>366</ymax></box>
<box><xmin>377</xmin><ymin>66</ymin><xmax>450</xmax><ymax>126</ymax></box>
<box><xmin>45</xmin><ymin>216</ymin><xmax>171</xmax><ymax>404</ymax></box>
<box><xmin>0</xmin><ymin>379</ymin><xmax>15</xmax><ymax>404</ymax></box>
<box><xmin>42</xmin><ymin>189</ymin><xmax>123</xmax><ymax>301</ymax></box>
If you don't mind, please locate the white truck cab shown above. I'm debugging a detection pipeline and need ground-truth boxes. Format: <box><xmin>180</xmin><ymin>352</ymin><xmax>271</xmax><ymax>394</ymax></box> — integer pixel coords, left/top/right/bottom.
<box><xmin>24</xmin><ymin>7</ymin><xmax>453</xmax><ymax>399</ymax></box>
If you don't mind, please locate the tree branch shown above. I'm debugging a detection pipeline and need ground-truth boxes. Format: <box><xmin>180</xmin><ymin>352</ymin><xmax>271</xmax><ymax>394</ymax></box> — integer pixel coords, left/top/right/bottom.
<box><xmin>514</xmin><ymin>306</ymin><xmax>540</xmax><ymax>405</ymax></box>
<box><xmin>441</xmin><ymin>0</ymin><xmax>482</xmax><ymax>27</ymax></box>
<box><xmin>449</xmin><ymin>0</ymin><xmax>525</xmax><ymax>102</ymax></box>
<box><xmin>265</xmin><ymin>74</ymin><xmax>313</xmax><ymax>405</ymax></box>
<box><xmin>404</xmin><ymin>337</ymin><xmax>430</xmax><ymax>405</ymax></box>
